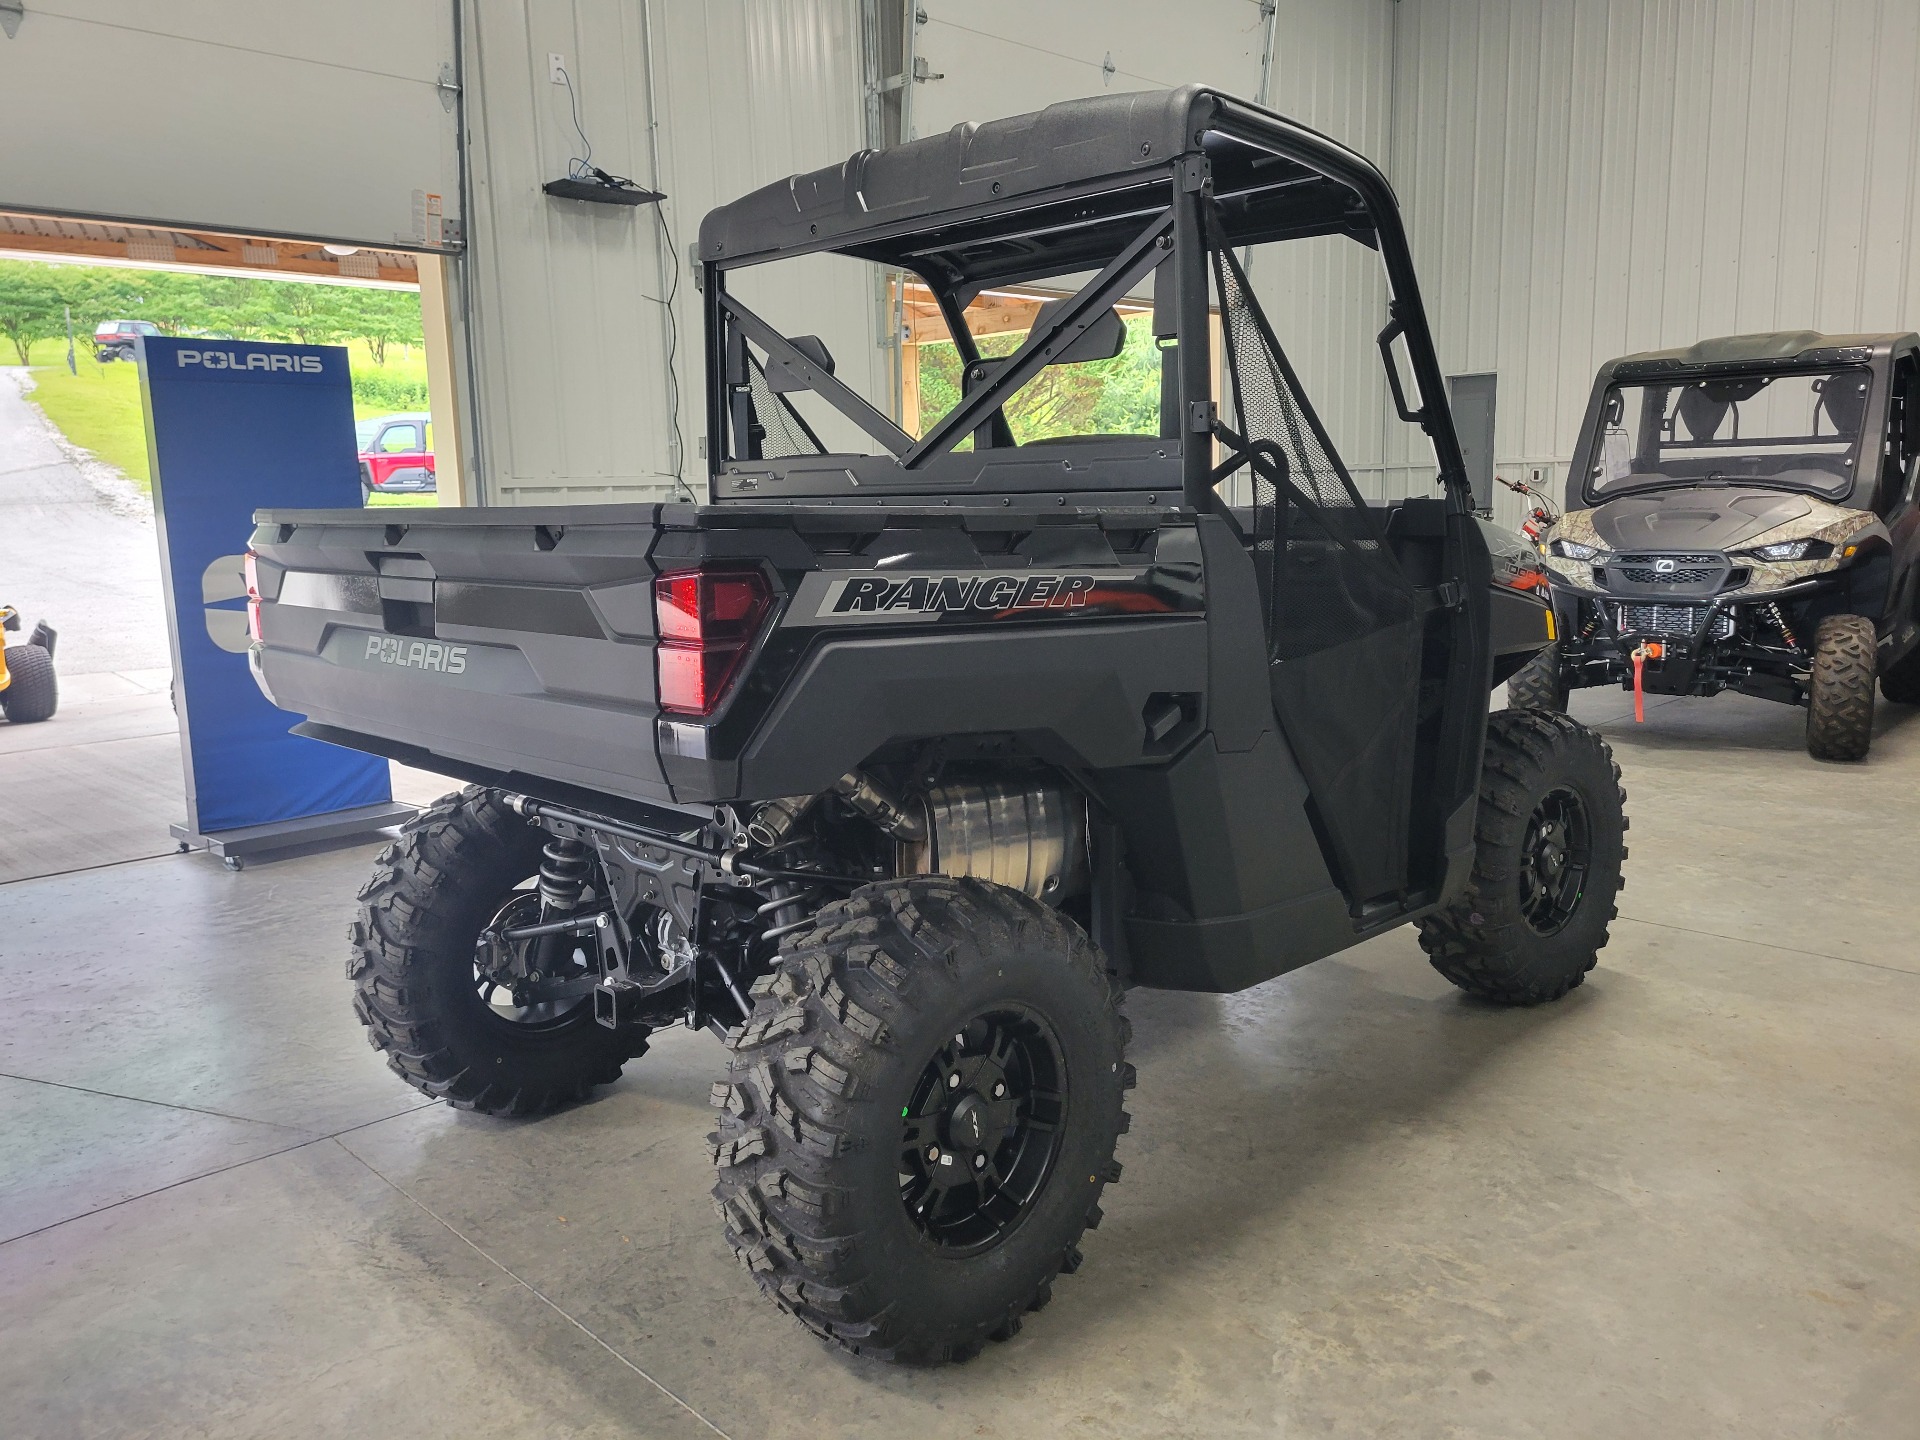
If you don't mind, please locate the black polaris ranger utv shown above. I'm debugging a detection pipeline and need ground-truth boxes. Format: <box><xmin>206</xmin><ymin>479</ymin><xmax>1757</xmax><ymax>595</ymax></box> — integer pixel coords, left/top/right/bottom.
<box><xmin>1512</xmin><ymin>331</ymin><xmax>1920</xmax><ymax>759</ymax></box>
<box><xmin>246</xmin><ymin>87</ymin><xmax>1627</xmax><ymax>1364</ymax></box>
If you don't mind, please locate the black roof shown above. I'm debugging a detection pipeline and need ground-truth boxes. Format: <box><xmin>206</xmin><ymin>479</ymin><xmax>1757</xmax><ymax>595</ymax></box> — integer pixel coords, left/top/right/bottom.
<box><xmin>697</xmin><ymin>86</ymin><xmax>1390</xmax><ymax>288</ymax></box>
<box><xmin>1607</xmin><ymin>330</ymin><xmax>1919</xmax><ymax>376</ymax></box>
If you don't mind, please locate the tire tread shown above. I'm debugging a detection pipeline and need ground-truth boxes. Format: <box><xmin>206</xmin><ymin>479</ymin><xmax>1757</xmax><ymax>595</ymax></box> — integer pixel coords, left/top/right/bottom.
<box><xmin>1418</xmin><ymin>710</ymin><xmax>1627</xmax><ymax>1005</ymax></box>
<box><xmin>0</xmin><ymin>644</ymin><xmax>58</xmax><ymax>724</ymax></box>
<box><xmin>709</xmin><ymin>875</ymin><xmax>1128</xmax><ymax>1364</ymax></box>
<box><xmin>1806</xmin><ymin>614</ymin><xmax>1877</xmax><ymax>761</ymax></box>
<box><xmin>349</xmin><ymin>785</ymin><xmax>641</xmax><ymax>1117</ymax></box>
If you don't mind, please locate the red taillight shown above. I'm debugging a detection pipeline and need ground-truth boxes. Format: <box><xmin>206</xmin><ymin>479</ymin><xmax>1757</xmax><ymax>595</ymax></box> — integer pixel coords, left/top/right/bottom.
<box><xmin>653</xmin><ymin>568</ymin><xmax>773</xmax><ymax>716</ymax></box>
<box><xmin>244</xmin><ymin>551</ymin><xmax>263</xmax><ymax>643</ymax></box>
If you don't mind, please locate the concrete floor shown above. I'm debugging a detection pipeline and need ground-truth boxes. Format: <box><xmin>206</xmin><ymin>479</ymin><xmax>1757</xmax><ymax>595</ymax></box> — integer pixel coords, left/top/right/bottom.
<box><xmin>2</xmin><ymin>683</ymin><xmax>1916</xmax><ymax>1438</ymax></box>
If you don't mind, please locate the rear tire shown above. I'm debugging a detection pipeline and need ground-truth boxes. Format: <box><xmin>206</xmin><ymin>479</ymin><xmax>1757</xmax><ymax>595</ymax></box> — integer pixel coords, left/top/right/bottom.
<box><xmin>1505</xmin><ymin>643</ymin><xmax>1569</xmax><ymax>712</ymax></box>
<box><xmin>711</xmin><ymin>876</ymin><xmax>1131</xmax><ymax>1364</ymax></box>
<box><xmin>1</xmin><ymin>644</ymin><xmax>58</xmax><ymax>723</ymax></box>
<box><xmin>1879</xmin><ymin>639</ymin><xmax>1920</xmax><ymax>705</ymax></box>
<box><xmin>1805</xmin><ymin>614</ymin><xmax>1876</xmax><ymax>762</ymax></box>
<box><xmin>348</xmin><ymin>786</ymin><xmax>644</xmax><ymax>1116</ymax></box>
<box><xmin>1418</xmin><ymin>710</ymin><xmax>1627</xmax><ymax>1005</ymax></box>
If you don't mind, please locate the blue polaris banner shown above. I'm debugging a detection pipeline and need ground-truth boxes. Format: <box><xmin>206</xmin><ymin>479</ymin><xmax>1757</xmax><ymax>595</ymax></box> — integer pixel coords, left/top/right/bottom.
<box><xmin>142</xmin><ymin>337</ymin><xmax>391</xmax><ymax>835</ymax></box>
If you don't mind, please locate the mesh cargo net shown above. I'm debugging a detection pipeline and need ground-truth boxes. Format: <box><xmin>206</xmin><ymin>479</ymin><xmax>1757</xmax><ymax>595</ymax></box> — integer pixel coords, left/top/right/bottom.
<box><xmin>743</xmin><ymin>352</ymin><xmax>824</xmax><ymax>459</ymax></box>
<box><xmin>1210</xmin><ymin>226</ymin><xmax>1421</xmax><ymax>904</ymax></box>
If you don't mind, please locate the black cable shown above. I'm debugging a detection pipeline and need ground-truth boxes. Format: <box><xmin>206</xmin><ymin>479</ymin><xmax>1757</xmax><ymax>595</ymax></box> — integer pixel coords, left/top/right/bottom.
<box><xmin>654</xmin><ymin>200</ymin><xmax>694</xmax><ymax>500</ymax></box>
<box><xmin>555</xmin><ymin>62</ymin><xmax>694</xmax><ymax>502</ymax></box>
<box><xmin>556</xmin><ymin>64</ymin><xmax>594</xmax><ymax>179</ymax></box>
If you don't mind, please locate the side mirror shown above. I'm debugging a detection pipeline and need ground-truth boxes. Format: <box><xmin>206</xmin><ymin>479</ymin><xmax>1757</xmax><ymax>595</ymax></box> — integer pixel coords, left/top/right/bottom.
<box><xmin>1030</xmin><ymin>299</ymin><xmax>1126</xmax><ymax>364</ymax></box>
<box><xmin>764</xmin><ymin>335</ymin><xmax>836</xmax><ymax>395</ymax></box>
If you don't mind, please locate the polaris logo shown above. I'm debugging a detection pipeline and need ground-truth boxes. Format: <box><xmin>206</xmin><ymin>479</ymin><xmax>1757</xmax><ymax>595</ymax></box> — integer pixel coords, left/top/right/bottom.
<box><xmin>825</xmin><ymin>572</ymin><xmax>1101</xmax><ymax>617</ymax></box>
<box><xmin>177</xmin><ymin>349</ymin><xmax>324</xmax><ymax>374</ymax></box>
<box><xmin>364</xmin><ymin>634</ymin><xmax>467</xmax><ymax>674</ymax></box>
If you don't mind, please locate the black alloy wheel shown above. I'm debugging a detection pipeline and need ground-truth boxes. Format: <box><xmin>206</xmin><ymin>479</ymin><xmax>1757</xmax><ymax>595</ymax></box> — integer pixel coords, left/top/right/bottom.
<box><xmin>1417</xmin><ymin>710</ymin><xmax>1627</xmax><ymax>1006</ymax></box>
<box><xmin>711</xmin><ymin>875</ymin><xmax>1131</xmax><ymax>1363</ymax></box>
<box><xmin>1517</xmin><ymin>787</ymin><xmax>1591</xmax><ymax>937</ymax></box>
<box><xmin>899</xmin><ymin>1006</ymin><xmax>1068</xmax><ymax>1254</ymax></box>
<box><xmin>473</xmin><ymin>890</ymin><xmax>597</xmax><ymax>1029</ymax></box>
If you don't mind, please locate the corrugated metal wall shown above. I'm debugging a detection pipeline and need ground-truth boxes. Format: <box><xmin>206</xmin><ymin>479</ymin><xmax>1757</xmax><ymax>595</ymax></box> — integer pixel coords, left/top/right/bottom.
<box><xmin>460</xmin><ymin>0</ymin><xmax>870</xmax><ymax>505</ymax></box>
<box><xmin>1242</xmin><ymin>1</ymin><xmax>1400</xmax><ymax>500</ymax></box>
<box><xmin>911</xmin><ymin>0</ymin><xmax>1270</xmax><ymax>138</ymax></box>
<box><xmin>1392</xmin><ymin>0</ymin><xmax>1920</xmax><ymax>526</ymax></box>
<box><xmin>455</xmin><ymin>0</ymin><xmax>1920</xmax><ymax>517</ymax></box>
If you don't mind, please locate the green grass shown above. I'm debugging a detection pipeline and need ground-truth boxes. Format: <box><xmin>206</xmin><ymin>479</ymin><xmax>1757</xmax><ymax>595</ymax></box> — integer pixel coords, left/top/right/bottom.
<box><xmin>25</xmin><ymin>355</ymin><xmax>151</xmax><ymax>487</ymax></box>
<box><xmin>25</xmin><ymin>341</ymin><xmax>433</xmax><ymax>497</ymax></box>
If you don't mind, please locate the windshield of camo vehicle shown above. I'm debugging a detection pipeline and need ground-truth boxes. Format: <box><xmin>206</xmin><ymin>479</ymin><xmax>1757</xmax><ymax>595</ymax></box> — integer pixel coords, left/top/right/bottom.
<box><xmin>1583</xmin><ymin>367</ymin><xmax>1872</xmax><ymax>502</ymax></box>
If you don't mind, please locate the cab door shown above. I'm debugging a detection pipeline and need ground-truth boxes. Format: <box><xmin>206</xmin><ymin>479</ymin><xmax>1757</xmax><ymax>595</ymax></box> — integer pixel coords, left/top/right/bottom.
<box><xmin>1882</xmin><ymin>349</ymin><xmax>1920</xmax><ymax>650</ymax></box>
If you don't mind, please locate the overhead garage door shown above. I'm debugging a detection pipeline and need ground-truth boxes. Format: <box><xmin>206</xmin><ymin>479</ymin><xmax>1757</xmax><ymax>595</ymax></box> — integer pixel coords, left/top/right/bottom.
<box><xmin>0</xmin><ymin>0</ymin><xmax>461</xmax><ymax>251</ymax></box>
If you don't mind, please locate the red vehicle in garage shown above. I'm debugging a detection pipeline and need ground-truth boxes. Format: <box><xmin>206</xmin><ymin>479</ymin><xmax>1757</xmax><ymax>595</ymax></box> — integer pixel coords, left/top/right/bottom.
<box><xmin>354</xmin><ymin>412</ymin><xmax>435</xmax><ymax>502</ymax></box>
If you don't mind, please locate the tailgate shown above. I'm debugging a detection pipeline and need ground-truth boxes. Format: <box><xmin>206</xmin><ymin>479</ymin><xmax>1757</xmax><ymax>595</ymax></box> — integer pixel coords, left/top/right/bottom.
<box><xmin>249</xmin><ymin>506</ymin><xmax>677</xmax><ymax>806</ymax></box>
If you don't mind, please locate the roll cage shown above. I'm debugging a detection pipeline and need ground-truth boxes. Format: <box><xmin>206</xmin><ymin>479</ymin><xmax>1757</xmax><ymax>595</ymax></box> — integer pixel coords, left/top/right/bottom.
<box><xmin>698</xmin><ymin>85</ymin><xmax>1470</xmax><ymax>514</ymax></box>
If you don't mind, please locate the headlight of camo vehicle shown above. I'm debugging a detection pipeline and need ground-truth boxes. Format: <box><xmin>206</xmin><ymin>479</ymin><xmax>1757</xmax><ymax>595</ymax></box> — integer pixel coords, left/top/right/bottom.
<box><xmin>1739</xmin><ymin>539</ymin><xmax>1834</xmax><ymax>562</ymax></box>
<box><xmin>1550</xmin><ymin>538</ymin><xmax>1606</xmax><ymax>562</ymax></box>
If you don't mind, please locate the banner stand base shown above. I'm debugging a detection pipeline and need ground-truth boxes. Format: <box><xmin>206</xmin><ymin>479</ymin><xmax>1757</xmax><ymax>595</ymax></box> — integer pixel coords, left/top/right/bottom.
<box><xmin>171</xmin><ymin>801</ymin><xmax>417</xmax><ymax>871</ymax></box>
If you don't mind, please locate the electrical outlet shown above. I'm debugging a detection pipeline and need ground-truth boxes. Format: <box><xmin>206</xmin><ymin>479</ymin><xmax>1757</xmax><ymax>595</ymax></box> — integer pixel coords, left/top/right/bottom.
<box><xmin>548</xmin><ymin>53</ymin><xmax>567</xmax><ymax>85</ymax></box>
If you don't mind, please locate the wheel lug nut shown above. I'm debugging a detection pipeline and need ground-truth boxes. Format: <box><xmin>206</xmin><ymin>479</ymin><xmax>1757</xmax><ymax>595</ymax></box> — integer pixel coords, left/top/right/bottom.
<box><xmin>972</xmin><ymin>1153</ymin><xmax>986</xmax><ymax>1171</ymax></box>
<box><xmin>927</xmin><ymin>1145</ymin><xmax>941</xmax><ymax>1161</ymax></box>
<box><xmin>947</xmin><ymin>1073</ymin><xmax>961</xmax><ymax>1089</ymax></box>
<box><xmin>953</xmin><ymin>1032</ymin><xmax>966</xmax><ymax>1047</ymax></box>
<box><xmin>992</xmin><ymin>1082</ymin><xmax>1005</xmax><ymax>1099</ymax></box>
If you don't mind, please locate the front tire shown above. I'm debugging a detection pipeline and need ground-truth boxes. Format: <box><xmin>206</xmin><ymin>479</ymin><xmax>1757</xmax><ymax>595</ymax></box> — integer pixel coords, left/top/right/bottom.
<box><xmin>711</xmin><ymin>876</ymin><xmax>1131</xmax><ymax>1364</ymax></box>
<box><xmin>1</xmin><ymin>644</ymin><xmax>58</xmax><ymax>723</ymax></box>
<box><xmin>1418</xmin><ymin>710</ymin><xmax>1627</xmax><ymax>1005</ymax></box>
<box><xmin>348</xmin><ymin>786</ymin><xmax>644</xmax><ymax>1116</ymax></box>
<box><xmin>1505</xmin><ymin>642</ymin><xmax>1569</xmax><ymax>712</ymax></box>
<box><xmin>1805</xmin><ymin>614</ymin><xmax>1876</xmax><ymax>762</ymax></box>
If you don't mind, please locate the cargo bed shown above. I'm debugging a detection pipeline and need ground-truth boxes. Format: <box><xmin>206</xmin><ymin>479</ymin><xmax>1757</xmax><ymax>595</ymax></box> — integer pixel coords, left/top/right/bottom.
<box><xmin>249</xmin><ymin>502</ymin><xmax>1200</xmax><ymax>814</ymax></box>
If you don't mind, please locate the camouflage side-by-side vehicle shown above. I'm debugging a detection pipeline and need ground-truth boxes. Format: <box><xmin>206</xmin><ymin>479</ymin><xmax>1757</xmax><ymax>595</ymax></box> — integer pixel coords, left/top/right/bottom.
<box><xmin>1512</xmin><ymin>331</ymin><xmax>1920</xmax><ymax>759</ymax></box>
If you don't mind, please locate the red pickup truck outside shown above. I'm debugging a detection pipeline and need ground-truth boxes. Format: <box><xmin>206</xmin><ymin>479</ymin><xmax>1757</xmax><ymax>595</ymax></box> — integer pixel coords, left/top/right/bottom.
<box><xmin>354</xmin><ymin>412</ymin><xmax>435</xmax><ymax>502</ymax></box>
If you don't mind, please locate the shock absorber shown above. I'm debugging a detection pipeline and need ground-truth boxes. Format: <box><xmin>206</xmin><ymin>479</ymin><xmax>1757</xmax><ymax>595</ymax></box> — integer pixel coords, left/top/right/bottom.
<box><xmin>538</xmin><ymin>834</ymin><xmax>592</xmax><ymax>916</ymax></box>
<box><xmin>1764</xmin><ymin>601</ymin><xmax>1800</xmax><ymax>649</ymax></box>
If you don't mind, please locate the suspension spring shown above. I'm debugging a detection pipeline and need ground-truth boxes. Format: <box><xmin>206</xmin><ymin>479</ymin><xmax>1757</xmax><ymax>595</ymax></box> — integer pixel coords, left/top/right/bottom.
<box><xmin>1579</xmin><ymin>610</ymin><xmax>1601</xmax><ymax>639</ymax></box>
<box><xmin>1764</xmin><ymin>601</ymin><xmax>1799</xmax><ymax>649</ymax></box>
<box><xmin>538</xmin><ymin>835</ymin><xmax>593</xmax><ymax>915</ymax></box>
<box><xmin>754</xmin><ymin>879</ymin><xmax>820</xmax><ymax>948</ymax></box>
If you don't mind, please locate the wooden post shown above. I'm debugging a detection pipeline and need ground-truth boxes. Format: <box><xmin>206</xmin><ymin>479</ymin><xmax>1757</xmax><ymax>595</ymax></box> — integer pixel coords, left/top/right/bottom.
<box><xmin>416</xmin><ymin>255</ymin><xmax>467</xmax><ymax>506</ymax></box>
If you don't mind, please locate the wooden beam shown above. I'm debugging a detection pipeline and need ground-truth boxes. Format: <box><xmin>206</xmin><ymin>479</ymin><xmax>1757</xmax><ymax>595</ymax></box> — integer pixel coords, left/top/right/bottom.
<box><xmin>0</xmin><ymin>213</ymin><xmax>418</xmax><ymax>287</ymax></box>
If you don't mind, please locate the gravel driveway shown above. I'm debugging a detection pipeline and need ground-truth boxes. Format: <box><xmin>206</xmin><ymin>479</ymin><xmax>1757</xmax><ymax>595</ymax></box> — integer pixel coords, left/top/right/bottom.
<box><xmin>0</xmin><ymin>367</ymin><xmax>170</xmax><ymax>677</ymax></box>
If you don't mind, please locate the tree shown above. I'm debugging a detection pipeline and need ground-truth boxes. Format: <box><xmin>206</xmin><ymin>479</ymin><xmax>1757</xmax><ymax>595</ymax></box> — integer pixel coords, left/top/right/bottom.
<box><xmin>914</xmin><ymin>314</ymin><xmax>1160</xmax><ymax>442</ymax></box>
<box><xmin>0</xmin><ymin>261</ymin><xmax>67</xmax><ymax>364</ymax></box>
<box><xmin>349</xmin><ymin>289</ymin><xmax>423</xmax><ymax>364</ymax></box>
<box><xmin>0</xmin><ymin>258</ymin><xmax>426</xmax><ymax>366</ymax></box>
